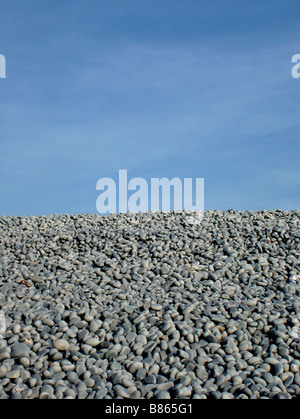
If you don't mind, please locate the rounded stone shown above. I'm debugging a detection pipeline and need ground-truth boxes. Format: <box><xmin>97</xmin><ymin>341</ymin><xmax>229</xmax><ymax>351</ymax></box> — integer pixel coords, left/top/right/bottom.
<box><xmin>53</xmin><ymin>339</ymin><xmax>70</xmax><ymax>351</ymax></box>
<box><xmin>11</xmin><ymin>343</ymin><xmax>29</xmax><ymax>358</ymax></box>
<box><xmin>115</xmin><ymin>385</ymin><xmax>130</xmax><ymax>398</ymax></box>
<box><xmin>156</xmin><ymin>391</ymin><xmax>171</xmax><ymax>399</ymax></box>
<box><xmin>222</xmin><ymin>392</ymin><xmax>235</xmax><ymax>399</ymax></box>
<box><xmin>85</xmin><ymin>338</ymin><xmax>100</xmax><ymax>348</ymax></box>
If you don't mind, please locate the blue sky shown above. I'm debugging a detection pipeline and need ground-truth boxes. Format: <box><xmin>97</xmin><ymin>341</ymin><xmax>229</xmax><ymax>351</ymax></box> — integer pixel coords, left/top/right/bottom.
<box><xmin>0</xmin><ymin>0</ymin><xmax>299</xmax><ymax>215</ymax></box>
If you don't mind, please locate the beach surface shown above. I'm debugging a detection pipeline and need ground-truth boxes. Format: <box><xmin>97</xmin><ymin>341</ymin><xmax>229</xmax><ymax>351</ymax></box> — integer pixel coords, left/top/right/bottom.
<box><xmin>0</xmin><ymin>210</ymin><xmax>299</xmax><ymax>399</ymax></box>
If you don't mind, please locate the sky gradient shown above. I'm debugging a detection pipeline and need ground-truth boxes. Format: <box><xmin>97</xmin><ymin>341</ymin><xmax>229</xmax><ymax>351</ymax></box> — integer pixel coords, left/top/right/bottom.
<box><xmin>0</xmin><ymin>0</ymin><xmax>299</xmax><ymax>215</ymax></box>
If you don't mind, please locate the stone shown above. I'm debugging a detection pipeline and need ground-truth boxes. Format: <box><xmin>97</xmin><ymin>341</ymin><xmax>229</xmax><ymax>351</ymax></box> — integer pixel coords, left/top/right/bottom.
<box><xmin>115</xmin><ymin>385</ymin><xmax>130</xmax><ymax>399</ymax></box>
<box><xmin>156</xmin><ymin>391</ymin><xmax>171</xmax><ymax>399</ymax></box>
<box><xmin>11</xmin><ymin>343</ymin><xmax>29</xmax><ymax>358</ymax></box>
<box><xmin>53</xmin><ymin>339</ymin><xmax>70</xmax><ymax>351</ymax></box>
<box><xmin>85</xmin><ymin>338</ymin><xmax>100</xmax><ymax>347</ymax></box>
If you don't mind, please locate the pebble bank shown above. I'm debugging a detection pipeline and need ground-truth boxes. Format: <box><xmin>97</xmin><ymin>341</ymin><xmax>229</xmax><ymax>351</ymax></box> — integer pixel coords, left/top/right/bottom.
<box><xmin>0</xmin><ymin>210</ymin><xmax>299</xmax><ymax>399</ymax></box>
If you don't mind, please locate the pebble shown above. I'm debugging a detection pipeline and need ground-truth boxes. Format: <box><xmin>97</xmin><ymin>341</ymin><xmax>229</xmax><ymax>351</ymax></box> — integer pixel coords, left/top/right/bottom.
<box><xmin>177</xmin><ymin>387</ymin><xmax>192</xmax><ymax>398</ymax></box>
<box><xmin>222</xmin><ymin>392</ymin><xmax>235</xmax><ymax>399</ymax></box>
<box><xmin>151</xmin><ymin>304</ymin><xmax>163</xmax><ymax>311</ymax></box>
<box><xmin>85</xmin><ymin>338</ymin><xmax>100</xmax><ymax>348</ymax></box>
<box><xmin>53</xmin><ymin>340</ymin><xmax>70</xmax><ymax>352</ymax></box>
<box><xmin>156</xmin><ymin>391</ymin><xmax>171</xmax><ymax>399</ymax></box>
<box><xmin>196</xmin><ymin>366</ymin><xmax>209</xmax><ymax>381</ymax></box>
<box><xmin>157</xmin><ymin>382</ymin><xmax>174</xmax><ymax>391</ymax></box>
<box><xmin>11</xmin><ymin>343</ymin><xmax>29</xmax><ymax>358</ymax></box>
<box><xmin>7</xmin><ymin>370</ymin><xmax>20</xmax><ymax>380</ymax></box>
<box><xmin>115</xmin><ymin>385</ymin><xmax>130</xmax><ymax>398</ymax></box>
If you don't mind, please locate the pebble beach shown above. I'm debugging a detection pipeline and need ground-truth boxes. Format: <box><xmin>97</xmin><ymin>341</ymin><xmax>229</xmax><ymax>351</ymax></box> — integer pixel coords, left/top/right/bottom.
<box><xmin>0</xmin><ymin>210</ymin><xmax>299</xmax><ymax>399</ymax></box>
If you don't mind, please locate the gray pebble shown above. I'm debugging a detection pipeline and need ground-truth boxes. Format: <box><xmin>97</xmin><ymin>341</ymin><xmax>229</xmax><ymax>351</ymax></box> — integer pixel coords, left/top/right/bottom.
<box><xmin>156</xmin><ymin>391</ymin><xmax>171</xmax><ymax>399</ymax></box>
<box><xmin>11</xmin><ymin>343</ymin><xmax>29</xmax><ymax>358</ymax></box>
<box><xmin>53</xmin><ymin>339</ymin><xmax>70</xmax><ymax>351</ymax></box>
<box><xmin>115</xmin><ymin>385</ymin><xmax>130</xmax><ymax>399</ymax></box>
